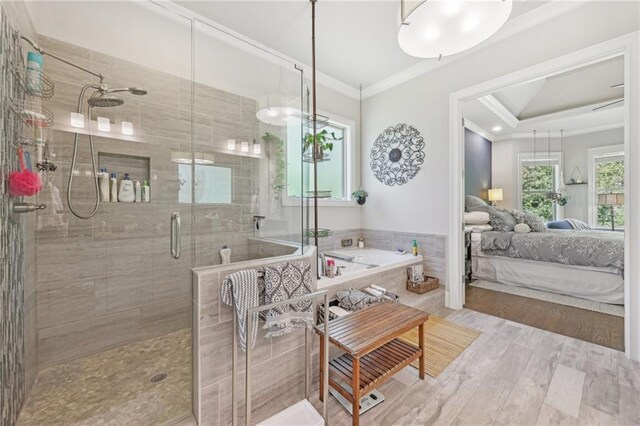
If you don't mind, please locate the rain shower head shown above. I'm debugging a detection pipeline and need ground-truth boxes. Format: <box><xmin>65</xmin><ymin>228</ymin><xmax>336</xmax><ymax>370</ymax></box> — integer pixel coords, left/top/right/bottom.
<box><xmin>88</xmin><ymin>93</ymin><xmax>124</xmax><ymax>108</ymax></box>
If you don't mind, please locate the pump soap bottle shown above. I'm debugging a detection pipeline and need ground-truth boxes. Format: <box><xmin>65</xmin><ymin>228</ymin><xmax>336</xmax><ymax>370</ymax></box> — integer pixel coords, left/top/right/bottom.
<box><xmin>118</xmin><ymin>173</ymin><xmax>135</xmax><ymax>202</ymax></box>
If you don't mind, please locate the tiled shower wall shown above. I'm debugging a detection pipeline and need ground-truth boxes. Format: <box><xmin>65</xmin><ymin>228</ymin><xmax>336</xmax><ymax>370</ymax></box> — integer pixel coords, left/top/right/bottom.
<box><xmin>34</xmin><ymin>35</ymin><xmax>265</xmax><ymax>367</ymax></box>
<box><xmin>0</xmin><ymin>3</ymin><xmax>38</xmax><ymax>424</ymax></box>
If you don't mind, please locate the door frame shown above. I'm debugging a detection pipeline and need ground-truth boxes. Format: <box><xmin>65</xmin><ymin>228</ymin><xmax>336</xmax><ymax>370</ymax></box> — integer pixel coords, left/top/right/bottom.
<box><xmin>448</xmin><ymin>31</ymin><xmax>640</xmax><ymax>360</ymax></box>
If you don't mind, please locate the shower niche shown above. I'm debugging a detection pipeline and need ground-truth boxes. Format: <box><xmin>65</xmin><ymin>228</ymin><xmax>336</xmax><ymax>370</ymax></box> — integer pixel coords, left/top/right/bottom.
<box><xmin>98</xmin><ymin>151</ymin><xmax>151</xmax><ymax>187</ymax></box>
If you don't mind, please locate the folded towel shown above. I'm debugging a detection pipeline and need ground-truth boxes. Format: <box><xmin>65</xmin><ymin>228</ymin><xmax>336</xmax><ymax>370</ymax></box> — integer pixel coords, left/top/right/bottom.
<box><xmin>263</xmin><ymin>261</ymin><xmax>314</xmax><ymax>337</ymax></box>
<box><xmin>221</xmin><ymin>269</ymin><xmax>259</xmax><ymax>352</ymax></box>
<box><xmin>337</xmin><ymin>289</ymin><xmax>382</xmax><ymax>311</ymax></box>
<box><xmin>329</xmin><ymin>306</ymin><xmax>351</xmax><ymax>317</ymax></box>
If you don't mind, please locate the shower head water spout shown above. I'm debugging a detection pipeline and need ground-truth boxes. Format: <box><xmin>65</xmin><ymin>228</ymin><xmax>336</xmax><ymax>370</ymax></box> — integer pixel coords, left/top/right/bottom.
<box><xmin>88</xmin><ymin>92</ymin><xmax>124</xmax><ymax>108</ymax></box>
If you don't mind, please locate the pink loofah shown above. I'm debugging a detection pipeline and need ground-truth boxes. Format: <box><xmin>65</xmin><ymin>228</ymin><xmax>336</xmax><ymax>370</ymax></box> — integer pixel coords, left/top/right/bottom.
<box><xmin>9</xmin><ymin>147</ymin><xmax>42</xmax><ymax>197</ymax></box>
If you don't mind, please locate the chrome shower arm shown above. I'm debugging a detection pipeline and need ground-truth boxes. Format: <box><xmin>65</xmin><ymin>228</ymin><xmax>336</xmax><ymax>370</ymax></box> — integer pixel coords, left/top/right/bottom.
<box><xmin>19</xmin><ymin>33</ymin><xmax>105</xmax><ymax>83</ymax></box>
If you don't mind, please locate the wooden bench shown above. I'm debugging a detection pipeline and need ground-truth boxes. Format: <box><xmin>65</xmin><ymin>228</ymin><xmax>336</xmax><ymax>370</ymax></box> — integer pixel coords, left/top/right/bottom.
<box><xmin>315</xmin><ymin>302</ymin><xmax>429</xmax><ymax>426</ymax></box>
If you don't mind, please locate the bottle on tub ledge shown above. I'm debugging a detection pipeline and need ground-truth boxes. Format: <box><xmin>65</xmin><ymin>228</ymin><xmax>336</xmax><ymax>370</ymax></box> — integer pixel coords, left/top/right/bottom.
<box><xmin>220</xmin><ymin>245</ymin><xmax>231</xmax><ymax>264</ymax></box>
<box><xmin>412</xmin><ymin>239</ymin><xmax>419</xmax><ymax>256</ymax></box>
<box><xmin>118</xmin><ymin>173</ymin><xmax>135</xmax><ymax>202</ymax></box>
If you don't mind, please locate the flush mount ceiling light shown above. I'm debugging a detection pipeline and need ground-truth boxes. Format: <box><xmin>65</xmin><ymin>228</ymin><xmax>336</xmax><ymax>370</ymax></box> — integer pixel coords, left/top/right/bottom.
<box><xmin>398</xmin><ymin>0</ymin><xmax>513</xmax><ymax>59</ymax></box>
<box><xmin>171</xmin><ymin>151</ymin><xmax>215</xmax><ymax>165</ymax></box>
<box><xmin>492</xmin><ymin>125</ymin><xmax>502</xmax><ymax>132</ymax></box>
<box><xmin>256</xmin><ymin>94</ymin><xmax>299</xmax><ymax>126</ymax></box>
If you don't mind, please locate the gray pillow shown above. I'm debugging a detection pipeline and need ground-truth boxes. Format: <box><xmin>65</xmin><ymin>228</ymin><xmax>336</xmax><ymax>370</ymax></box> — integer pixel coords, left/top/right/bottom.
<box><xmin>523</xmin><ymin>211</ymin><xmax>547</xmax><ymax>233</ymax></box>
<box><xmin>465</xmin><ymin>195</ymin><xmax>488</xmax><ymax>212</ymax></box>
<box><xmin>489</xmin><ymin>209</ymin><xmax>517</xmax><ymax>232</ymax></box>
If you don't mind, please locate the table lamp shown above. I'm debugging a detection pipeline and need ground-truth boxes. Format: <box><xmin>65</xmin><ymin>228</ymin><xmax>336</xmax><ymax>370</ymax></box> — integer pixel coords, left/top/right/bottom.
<box><xmin>488</xmin><ymin>188</ymin><xmax>503</xmax><ymax>207</ymax></box>
<box><xmin>598</xmin><ymin>192</ymin><xmax>624</xmax><ymax>231</ymax></box>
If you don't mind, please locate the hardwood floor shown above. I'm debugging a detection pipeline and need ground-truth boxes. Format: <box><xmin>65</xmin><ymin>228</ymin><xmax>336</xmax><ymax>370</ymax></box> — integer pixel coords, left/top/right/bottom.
<box><xmin>464</xmin><ymin>283</ymin><xmax>625</xmax><ymax>351</ymax></box>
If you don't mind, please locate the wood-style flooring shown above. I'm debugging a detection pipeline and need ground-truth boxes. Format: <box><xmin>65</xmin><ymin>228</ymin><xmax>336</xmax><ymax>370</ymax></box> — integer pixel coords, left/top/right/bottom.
<box><xmin>175</xmin><ymin>308</ymin><xmax>639</xmax><ymax>426</ymax></box>
<box><xmin>464</xmin><ymin>283</ymin><xmax>625</xmax><ymax>351</ymax></box>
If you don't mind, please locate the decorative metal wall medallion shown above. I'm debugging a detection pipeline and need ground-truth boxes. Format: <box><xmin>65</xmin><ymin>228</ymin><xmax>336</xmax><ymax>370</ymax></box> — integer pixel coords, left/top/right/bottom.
<box><xmin>370</xmin><ymin>124</ymin><xmax>425</xmax><ymax>186</ymax></box>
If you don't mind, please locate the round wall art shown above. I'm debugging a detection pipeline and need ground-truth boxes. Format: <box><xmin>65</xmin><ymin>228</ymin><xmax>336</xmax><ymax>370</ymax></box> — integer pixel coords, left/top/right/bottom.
<box><xmin>370</xmin><ymin>124</ymin><xmax>425</xmax><ymax>186</ymax></box>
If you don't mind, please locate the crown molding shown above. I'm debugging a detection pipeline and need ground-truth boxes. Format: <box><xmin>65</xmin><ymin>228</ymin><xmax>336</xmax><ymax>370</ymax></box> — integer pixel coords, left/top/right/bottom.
<box><xmin>492</xmin><ymin>122</ymin><xmax>624</xmax><ymax>141</ymax></box>
<box><xmin>464</xmin><ymin>119</ymin><xmax>496</xmax><ymax>142</ymax></box>
<box><xmin>478</xmin><ymin>95</ymin><xmax>519</xmax><ymax>128</ymax></box>
<box><xmin>362</xmin><ymin>0</ymin><xmax>585</xmax><ymax>99</ymax></box>
<box><xmin>156</xmin><ymin>0</ymin><xmax>360</xmax><ymax>99</ymax></box>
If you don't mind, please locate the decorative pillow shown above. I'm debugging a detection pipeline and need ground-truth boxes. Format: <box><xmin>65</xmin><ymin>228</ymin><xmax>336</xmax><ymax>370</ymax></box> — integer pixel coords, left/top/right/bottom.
<box><xmin>514</xmin><ymin>223</ymin><xmax>531</xmax><ymax>234</ymax></box>
<box><xmin>464</xmin><ymin>211</ymin><xmax>490</xmax><ymax>225</ymax></box>
<box><xmin>465</xmin><ymin>195</ymin><xmax>488</xmax><ymax>212</ymax></box>
<box><xmin>337</xmin><ymin>289</ymin><xmax>381</xmax><ymax>311</ymax></box>
<box><xmin>489</xmin><ymin>209</ymin><xmax>517</xmax><ymax>232</ymax></box>
<box><xmin>523</xmin><ymin>211</ymin><xmax>547</xmax><ymax>233</ymax></box>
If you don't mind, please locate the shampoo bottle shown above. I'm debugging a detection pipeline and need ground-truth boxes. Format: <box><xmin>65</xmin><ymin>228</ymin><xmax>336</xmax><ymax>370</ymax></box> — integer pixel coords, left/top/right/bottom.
<box><xmin>134</xmin><ymin>180</ymin><xmax>141</xmax><ymax>202</ymax></box>
<box><xmin>26</xmin><ymin>51</ymin><xmax>43</xmax><ymax>95</ymax></box>
<box><xmin>110</xmin><ymin>173</ymin><xmax>118</xmax><ymax>202</ymax></box>
<box><xmin>118</xmin><ymin>173</ymin><xmax>135</xmax><ymax>202</ymax></box>
<box><xmin>220</xmin><ymin>245</ymin><xmax>231</xmax><ymax>264</ymax></box>
<box><xmin>412</xmin><ymin>240</ymin><xmax>419</xmax><ymax>256</ymax></box>
<box><xmin>142</xmin><ymin>181</ymin><xmax>150</xmax><ymax>202</ymax></box>
<box><xmin>98</xmin><ymin>168</ymin><xmax>110</xmax><ymax>202</ymax></box>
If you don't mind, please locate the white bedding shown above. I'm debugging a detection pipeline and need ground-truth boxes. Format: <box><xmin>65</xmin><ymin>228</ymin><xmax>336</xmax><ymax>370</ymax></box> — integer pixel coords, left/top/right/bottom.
<box><xmin>471</xmin><ymin>233</ymin><xmax>624</xmax><ymax>304</ymax></box>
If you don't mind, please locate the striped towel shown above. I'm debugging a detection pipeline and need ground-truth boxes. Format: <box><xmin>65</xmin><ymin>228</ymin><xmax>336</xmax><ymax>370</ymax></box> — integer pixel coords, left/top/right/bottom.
<box><xmin>221</xmin><ymin>269</ymin><xmax>259</xmax><ymax>352</ymax></box>
<box><xmin>263</xmin><ymin>261</ymin><xmax>314</xmax><ymax>337</ymax></box>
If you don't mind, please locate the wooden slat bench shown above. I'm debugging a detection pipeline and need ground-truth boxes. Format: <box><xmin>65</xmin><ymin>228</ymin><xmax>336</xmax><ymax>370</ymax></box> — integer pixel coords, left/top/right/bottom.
<box><xmin>315</xmin><ymin>302</ymin><xmax>430</xmax><ymax>426</ymax></box>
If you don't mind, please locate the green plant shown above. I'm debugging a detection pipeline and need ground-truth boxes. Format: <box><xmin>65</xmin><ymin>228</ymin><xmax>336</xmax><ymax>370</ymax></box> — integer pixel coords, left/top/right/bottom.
<box><xmin>303</xmin><ymin>129</ymin><xmax>342</xmax><ymax>153</ymax></box>
<box><xmin>351</xmin><ymin>189</ymin><xmax>369</xmax><ymax>198</ymax></box>
<box><xmin>262</xmin><ymin>132</ymin><xmax>286</xmax><ymax>198</ymax></box>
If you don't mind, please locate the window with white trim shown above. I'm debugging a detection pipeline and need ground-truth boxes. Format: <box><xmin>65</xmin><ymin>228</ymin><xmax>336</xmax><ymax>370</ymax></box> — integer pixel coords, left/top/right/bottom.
<box><xmin>285</xmin><ymin>118</ymin><xmax>351</xmax><ymax>203</ymax></box>
<box><xmin>518</xmin><ymin>152</ymin><xmax>562</xmax><ymax>222</ymax></box>
<box><xmin>588</xmin><ymin>145</ymin><xmax>624</xmax><ymax>229</ymax></box>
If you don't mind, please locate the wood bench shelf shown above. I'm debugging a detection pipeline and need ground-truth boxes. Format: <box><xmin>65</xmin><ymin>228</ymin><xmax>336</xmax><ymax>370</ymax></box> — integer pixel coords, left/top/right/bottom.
<box><xmin>328</xmin><ymin>338</ymin><xmax>421</xmax><ymax>396</ymax></box>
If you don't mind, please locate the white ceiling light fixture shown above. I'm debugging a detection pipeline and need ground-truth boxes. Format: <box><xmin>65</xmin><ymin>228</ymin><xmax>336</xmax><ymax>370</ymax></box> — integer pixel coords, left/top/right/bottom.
<box><xmin>492</xmin><ymin>125</ymin><xmax>502</xmax><ymax>132</ymax></box>
<box><xmin>256</xmin><ymin>94</ymin><xmax>299</xmax><ymax>127</ymax></box>
<box><xmin>398</xmin><ymin>0</ymin><xmax>513</xmax><ymax>59</ymax></box>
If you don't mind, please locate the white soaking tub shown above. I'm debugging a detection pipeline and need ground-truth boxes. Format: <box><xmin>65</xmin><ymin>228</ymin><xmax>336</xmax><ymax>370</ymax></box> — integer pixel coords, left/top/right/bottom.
<box><xmin>317</xmin><ymin>248</ymin><xmax>422</xmax><ymax>289</ymax></box>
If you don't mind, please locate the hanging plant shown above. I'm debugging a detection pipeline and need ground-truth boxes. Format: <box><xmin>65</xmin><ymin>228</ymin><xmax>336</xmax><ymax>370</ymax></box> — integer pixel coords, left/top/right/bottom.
<box><xmin>352</xmin><ymin>189</ymin><xmax>369</xmax><ymax>205</ymax></box>
<box><xmin>303</xmin><ymin>129</ymin><xmax>342</xmax><ymax>160</ymax></box>
<box><xmin>262</xmin><ymin>132</ymin><xmax>286</xmax><ymax>199</ymax></box>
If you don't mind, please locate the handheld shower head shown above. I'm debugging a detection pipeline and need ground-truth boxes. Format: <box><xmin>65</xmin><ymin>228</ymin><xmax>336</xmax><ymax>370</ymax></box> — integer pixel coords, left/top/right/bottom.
<box><xmin>129</xmin><ymin>87</ymin><xmax>147</xmax><ymax>96</ymax></box>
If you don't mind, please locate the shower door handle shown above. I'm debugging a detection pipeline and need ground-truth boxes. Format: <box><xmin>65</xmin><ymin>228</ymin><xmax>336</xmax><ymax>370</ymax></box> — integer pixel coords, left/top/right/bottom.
<box><xmin>171</xmin><ymin>212</ymin><xmax>181</xmax><ymax>260</ymax></box>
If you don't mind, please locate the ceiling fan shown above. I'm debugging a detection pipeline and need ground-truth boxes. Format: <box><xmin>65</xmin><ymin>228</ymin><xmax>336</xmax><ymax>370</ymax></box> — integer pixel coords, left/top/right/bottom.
<box><xmin>592</xmin><ymin>83</ymin><xmax>624</xmax><ymax>111</ymax></box>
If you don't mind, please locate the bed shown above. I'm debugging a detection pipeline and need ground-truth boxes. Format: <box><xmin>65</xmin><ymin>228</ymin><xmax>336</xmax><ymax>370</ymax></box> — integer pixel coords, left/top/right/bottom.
<box><xmin>470</xmin><ymin>230</ymin><xmax>624</xmax><ymax>304</ymax></box>
<box><xmin>464</xmin><ymin>195</ymin><xmax>624</xmax><ymax>305</ymax></box>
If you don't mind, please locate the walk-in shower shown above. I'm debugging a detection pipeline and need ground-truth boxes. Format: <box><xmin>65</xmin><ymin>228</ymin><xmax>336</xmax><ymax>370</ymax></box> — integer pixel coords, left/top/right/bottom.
<box><xmin>19</xmin><ymin>34</ymin><xmax>148</xmax><ymax>219</ymax></box>
<box><xmin>68</xmin><ymin>83</ymin><xmax>147</xmax><ymax>218</ymax></box>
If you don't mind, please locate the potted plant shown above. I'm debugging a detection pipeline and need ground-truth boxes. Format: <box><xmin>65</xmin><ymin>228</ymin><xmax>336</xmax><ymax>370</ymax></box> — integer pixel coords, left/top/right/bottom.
<box><xmin>303</xmin><ymin>129</ymin><xmax>341</xmax><ymax>160</ymax></box>
<box><xmin>352</xmin><ymin>189</ymin><xmax>369</xmax><ymax>205</ymax></box>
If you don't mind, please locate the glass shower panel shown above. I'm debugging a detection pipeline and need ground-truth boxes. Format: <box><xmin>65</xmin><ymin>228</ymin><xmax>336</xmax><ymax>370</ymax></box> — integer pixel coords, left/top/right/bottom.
<box><xmin>19</xmin><ymin>2</ymin><xmax>195</xmax><ymax>424</ymax></box>
<box><xmin>192</xmin><ymin>19</ymin><xmax>307</xmax><ymax>268</ymax></box>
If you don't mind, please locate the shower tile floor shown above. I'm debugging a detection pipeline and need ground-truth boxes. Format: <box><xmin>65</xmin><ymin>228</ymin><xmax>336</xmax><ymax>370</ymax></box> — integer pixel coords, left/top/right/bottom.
<box><xmin>17</xmin><ymin>329</ymin><xmax>191</xmax><ymax>426</ymax></box>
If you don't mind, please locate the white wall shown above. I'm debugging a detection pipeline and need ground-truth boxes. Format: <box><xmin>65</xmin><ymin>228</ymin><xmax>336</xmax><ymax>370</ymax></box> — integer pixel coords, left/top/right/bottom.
<box><xmin>362</xmin><ymin>1</ymin><xmax>639</xmax><ymax>236</ymax></box>
<box><xmin>491</xmin><ymin>127</ymin><xmax>624</xmax><ymax>221</ymax></box>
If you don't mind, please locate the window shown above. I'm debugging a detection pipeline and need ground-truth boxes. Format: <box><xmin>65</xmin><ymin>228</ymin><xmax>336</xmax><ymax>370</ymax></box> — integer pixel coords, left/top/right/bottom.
<box><xmin>518</xmin><ymin>152</ymin><xmax>561</xmax><ymax>222</ymax></box>
<box><xmin>178</xmin><ymin>164</ymin><xmax>232</xmax><ymax>204</ymax></box>
<box><xmin>286</xmin><ymin>116</ymin><xmax>352</xmax><ymax>203</ymax></box>
<box><xmin>588</xmin><ymin>145</ymin><xmax>624</xmax><ymax>229</ymax></box>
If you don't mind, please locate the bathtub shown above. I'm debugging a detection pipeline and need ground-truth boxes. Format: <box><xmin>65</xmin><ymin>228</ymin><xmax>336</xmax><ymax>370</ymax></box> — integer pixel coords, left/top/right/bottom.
<box><xmin>318</xmin><ymin>248</ymin><xmax>423</xmax><ymax>289</ymax></box>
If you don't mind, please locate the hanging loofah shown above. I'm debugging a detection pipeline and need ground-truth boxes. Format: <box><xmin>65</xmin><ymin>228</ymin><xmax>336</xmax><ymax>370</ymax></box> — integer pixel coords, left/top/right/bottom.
<box><xmin>9</xmin><ymin>146</ymin><xmax>42</xmax><ymax>197</ymax></box>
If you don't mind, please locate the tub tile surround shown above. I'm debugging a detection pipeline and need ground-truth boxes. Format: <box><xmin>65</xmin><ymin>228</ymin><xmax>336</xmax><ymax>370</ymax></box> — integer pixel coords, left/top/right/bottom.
<box><xmin>192</xmin><ymin>247</ymin><xmax>445</xmax><ymax>425</ymax></box>
<box><xmin>32</xmin><ymin>34</ymin><xmax>284</xmax><ymax>367</ymax></box>
<box><xmin>314</xmin><ymin>228</ymin><xmax>447</xmax><ymax>284</ymax></box>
